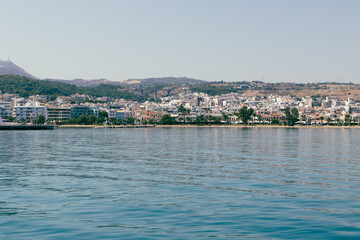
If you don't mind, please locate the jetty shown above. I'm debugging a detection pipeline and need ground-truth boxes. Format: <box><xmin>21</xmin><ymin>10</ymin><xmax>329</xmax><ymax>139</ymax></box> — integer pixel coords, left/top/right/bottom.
<box><xmin>0</xmin><ymin>125</ymin><xmax>54</xmax><ymax>130</ymax></box>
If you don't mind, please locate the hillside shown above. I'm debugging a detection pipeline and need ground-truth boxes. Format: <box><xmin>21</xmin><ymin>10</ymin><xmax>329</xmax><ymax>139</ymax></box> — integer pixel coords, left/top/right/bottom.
<box><xmin>0</xmin><ymin>75</ymin><xmax>140</xmax><ymax>101</ymax></box>
<box><xmin>46</xmin><ymin>76</ymin><xmax>206</xmax><ymax>87</ymax></box>
<box><xmin>2</xmin><ymin>74</ymin><xmax>360</xmax><ymax>102</ymax></box>
<box><xmin>0</xmin><ymin>60</ymin><xmax>38</xmax><ymax>79</ymax></box>
<box><xmin>121</xmin><ymin>77</ymin><xmax>206</xmax><ymax>86</ymax></box>
<box><xmin>45</xmin><ymin>78</ymin><xmax>122</xmax><ymax>87</ymax></box>
<box><xmin>190</xmin><ymin>81</ymin><xmax>360</xmax><ymax>99</ymax></box>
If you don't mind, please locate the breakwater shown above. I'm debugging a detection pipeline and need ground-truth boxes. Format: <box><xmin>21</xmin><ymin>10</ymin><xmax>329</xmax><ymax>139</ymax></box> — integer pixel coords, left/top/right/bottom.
<box><xmin>0</xmin><ymin>125</ymin><xmax>54</xmax><ymax>130</ymax></box>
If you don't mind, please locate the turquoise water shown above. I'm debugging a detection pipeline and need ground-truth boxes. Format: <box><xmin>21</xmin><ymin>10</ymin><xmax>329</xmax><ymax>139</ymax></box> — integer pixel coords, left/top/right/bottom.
<box><xmin>0</xmin><ymin>127</ymin><xmax>359</xmax><ymax>239</ymax></box>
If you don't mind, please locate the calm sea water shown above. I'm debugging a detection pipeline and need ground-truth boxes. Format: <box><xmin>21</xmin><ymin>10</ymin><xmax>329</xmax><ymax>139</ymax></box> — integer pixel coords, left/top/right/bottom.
<box><xmin>0</xmin><ymin>127</ymin><xmax>359</xmax><ymax>239</ymax></box>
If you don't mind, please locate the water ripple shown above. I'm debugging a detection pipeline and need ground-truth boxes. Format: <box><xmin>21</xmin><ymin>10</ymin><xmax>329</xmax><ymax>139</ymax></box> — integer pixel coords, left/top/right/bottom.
<box><xmin>0</xmin><ymin>128</ymin><xmax>360</xmax><ymax>239</ymax></box>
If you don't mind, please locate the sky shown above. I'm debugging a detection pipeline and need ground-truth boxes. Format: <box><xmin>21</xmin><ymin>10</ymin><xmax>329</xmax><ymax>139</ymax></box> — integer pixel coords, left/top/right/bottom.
<box><xmin>0</xmin><ymin>0</ymin><xmax>359</xmax><ymax>83</ymax></box>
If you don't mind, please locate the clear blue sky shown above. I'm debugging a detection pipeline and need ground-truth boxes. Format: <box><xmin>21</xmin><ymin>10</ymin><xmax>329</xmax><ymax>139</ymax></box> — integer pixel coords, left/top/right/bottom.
<box><xmin>1</xmin><ymin>0</ymin><xmax>359</xmax><ymax>83</ymax></box>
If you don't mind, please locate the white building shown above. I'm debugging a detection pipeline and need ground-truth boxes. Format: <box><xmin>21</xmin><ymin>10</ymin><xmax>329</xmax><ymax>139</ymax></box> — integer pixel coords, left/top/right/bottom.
<box><xmin>13</xmin><ymin>101</ymin><xmax>47</xmax><ymax>120</ymax></box>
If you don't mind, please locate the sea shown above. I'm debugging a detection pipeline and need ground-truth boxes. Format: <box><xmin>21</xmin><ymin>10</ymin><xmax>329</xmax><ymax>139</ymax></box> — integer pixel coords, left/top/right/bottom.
<box><xmin>0</xmin><ymin>127</ymin><xmax>359</xmax><ymax>239</ymax></box>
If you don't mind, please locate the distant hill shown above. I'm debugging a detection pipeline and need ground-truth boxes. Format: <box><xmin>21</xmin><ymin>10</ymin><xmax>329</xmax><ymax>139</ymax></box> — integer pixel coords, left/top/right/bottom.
<box><xmin>47</xmin><ymin>76</ymin><xmax>206</xmax><ymax>87</ymax></box>
<box><xmin>0</xmin><ymin>75</ymin><xmax>140</xmax><ymax>100</ymax></box>
<box><xmin>2</xmin><ymin>74</ymin><xmax>360</xmax><ymax>101</ymax></box>
<box><xmin>45</xmin><ymin>78</ymin><xmax>122</xmax><ymax>87</ymax></box>
<box><xmin>121</xmin><ymin>77</ymin><xmax>206</xmax><ymax>86</ymax></box>
<box><xmin>0</xmin><ymin>60</ymin><xmax>38</xmax><ymax>79</ymax></box>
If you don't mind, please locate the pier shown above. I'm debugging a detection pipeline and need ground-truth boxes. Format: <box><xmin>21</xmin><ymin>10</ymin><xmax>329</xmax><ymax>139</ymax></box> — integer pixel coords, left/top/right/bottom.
<box><xmin>0</xmin><ymin>125</ymin><xmax>54</xmax><ymax>130</ymax></box>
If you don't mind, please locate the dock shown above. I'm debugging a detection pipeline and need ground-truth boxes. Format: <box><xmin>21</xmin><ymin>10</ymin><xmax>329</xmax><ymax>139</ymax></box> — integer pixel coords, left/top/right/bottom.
<box><xmin>0</xmin><ymin>125</ymin><xmax>55</xmax><ymax>130</ymax></box>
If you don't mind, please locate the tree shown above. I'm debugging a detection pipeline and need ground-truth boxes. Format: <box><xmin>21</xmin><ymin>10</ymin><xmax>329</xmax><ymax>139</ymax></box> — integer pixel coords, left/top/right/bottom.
<box><xmin>271</xmin><ymin>119</ymin><xmax>280</xmax><ymax>125</ymax></box>
<box><xmin>336</xmin><ymin>118</ymin><xmax>342</xmax><ymax>126</ymax></box>
<box><xmin>235</xmin><ymin>106</ymin><xmax>254</xmax><ymax>126</ymax></box>
<box><xmin>125</xmin><ymin>117</ymin><xmax>135</xmax><ymax>125</ymax></box>
<box><xmin>347</xmin><ymin>107</ymin><xmax>353</xmax><ymax>125</ymax></box>
<box><xmin>68</xmin><ymin>117</ymin><xmax>76</xmax><ymax>124</ymax></box>
<box><xmin>87</xmin><ymin>115</ymin><xmax>98</xmax><ymax>125</ymax></box>
<box><xmin>35</xmin><ymin>115</ymin><xmax>46</xmax><ymax>125</ymax></box>
<box><xmin>178</xmin><ymin>104</ymin><xmax>186</xmax><ymax>114</ymax></box>
<box><xmin>115</xmin><ymin>119</ymin><xmax>124</xmax><ymax>125</ymax></box>
<box><xmin>178</xmin><ymin>104</ymin><xmax>186</xmax><ymax>124</ymax></box>
<box><xmin>76</xmin><ymin>115</ymin><xmax>88</xmax><ymax>125</ymax></box>
<box><xmin>100</xmin><ymin>111</ymin><xmax>108</xmax><ymax>119</ymax></box>
<box><xmin>108</xmin><ymin>117</ymin><xmax>117</xmax><ymax>124</ymax></box>
<box><xmin>284</xmin><ymin>107</ymin><xmax>299</xmax><ymax>126</ymax></box>
<box><xmin>208</xmin><ymin>115</ymin><xmax>220</xmax><ymax>124</ymax></box>
<box><xmin>4</xmin><ymin>116</ymin><xmax>16</xmax><ymax>122</ymax></box>
<box><xmin>345</xmin><ymin>114</ymin><xmax>351</xmax><ymax>125</ymax></box>
<box><xmin>354</xmin><ymin>116</ymin><xmax>359</xmax><ymax>125</ymax></box>
<box><xmin>222</xmin><ymin>113</ymin><xmax>229</xmax><ymax>123</ymax></box>
<box><xmin>194</xmin><ymin>115</ymin><xmax>208</xmax><ymax>125</ymax></box>
<box><xmin>186</xmin><ymin>117</ymin><xmax>193</xmax><ymax>123</ymax></box>
<box><xmin>159</xmin><ymin>114</ymin><xmax>177</xmax><ymax>125</ymax></box>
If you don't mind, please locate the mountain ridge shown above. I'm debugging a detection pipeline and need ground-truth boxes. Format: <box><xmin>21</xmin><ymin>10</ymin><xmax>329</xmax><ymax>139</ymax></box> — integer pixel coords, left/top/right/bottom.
<box><xmin>0</xmin><ymin>59</ymin><xmax>207</xmax><ymax>86</ymax></box>
<box><xmin>45</xmin><ymin>78</ymin><xmax>121</xmax><ymax>87</ymax></box>
<box><xmin>121</xmin><ymin>77</ymin><xmax>206</xmax><ymax>86</ymax></box>
<box><xmin>45</xmin><ymin>77</ymin><xmax>206</xmax><ymax>87</ymax></box>
<box><xmin>0</xmin><ymin>60</ymin><xmax>38</xmax><ymax>79</ymax></box>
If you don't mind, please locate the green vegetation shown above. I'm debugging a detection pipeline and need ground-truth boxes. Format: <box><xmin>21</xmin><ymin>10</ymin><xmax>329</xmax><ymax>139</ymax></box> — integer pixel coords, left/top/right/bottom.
<box><xmin>177</xmin><ymin>104</ymin><xmax>186</xmax><ymax>124</ymax></box>
<box><xmin>86</xmin><ymin>84</ymin><xmax>140</xmax><ymax>101</ymax></box>
<box><xmin>132</xmin><ymin>84</ymin><xmax>171</xmax><ymax>100</ymax></box>
<box><xmin>271</xmin><ymin>119</ymin><xmax>280</xmax><ymax>125</ymax></box>
<box><xmin>0</xmin><ymin>75</ymin><xmax>78</xmax><ymax>97</ymax></box>
<box><xmin>235</xmin><ymin>106</ymin><xmax>254</xmax><ymax>125</ymax></box>
<box><xmin>222</xmin><ymin>114</ymin><xmax>229</xmax><ymax>123</ymax></box>
<box><xmin>0</xmin><ymin>75</ymin><xmax>140</xmax><ymax>101</ymax></box>
<box><xmin>159</xmin><ymin>114</ymin><xmax>177</xmax><ymax>125</ymax></box>
<box><xmin>178</xmin><ymin>104</ymin><xmax>186</xmax><ymax>114</ymax></box>
<box><xmin>284</xmin><ymin>107</ymin><xmax>299</xmax><ymax>126</ymax></box>
<box><xmin>190</xmin><ymin>84</ymin><xmax>237</xmax><ymax>96</ymax></box>
<box><xmin>35</xmin><ymin>115</ymin><xmax>46</xmax><ymax>125</ymax></box>
<box><xmin>55</xmin><ymin>115</ymin><xmax>135</xmax><ymax>125</ymax></box>
<box><xmin>4</xmin><ymin>116</ymin><xmax>16</xmax><ymax>122</ymax></box>
<box><xmin>194</xmin><ymin>115</ymin><xmax>208</xmax><ymax>125</ymax></box>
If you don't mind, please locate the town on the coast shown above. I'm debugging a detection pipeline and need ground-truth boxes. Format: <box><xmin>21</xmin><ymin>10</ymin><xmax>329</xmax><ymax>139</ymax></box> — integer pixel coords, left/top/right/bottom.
<box><xmin>1</xmin><ymin>89</ymin><xmax>359</xmax><ymax>126</ymax></box>
<box><xmin>0</xmin><ymin>60</ymin><xmax>359</xmax><ymax>126</ymax></box>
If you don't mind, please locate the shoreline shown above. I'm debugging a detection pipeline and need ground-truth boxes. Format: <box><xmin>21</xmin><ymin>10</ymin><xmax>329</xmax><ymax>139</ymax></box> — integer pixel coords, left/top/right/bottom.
<box><xmin>57</xmin><ymin>125</ymin><xmax>155</xmax><ymax>128</ymax></box>
<box><xmin>156</xmin><ymin>125</ymin><xmax>360</xmax><ymax>128</ymax></box>
<box><xmin>0</xmin><ymin>125</ymin><xmax>54</xmax><ymax>130</ymax></box>
<box><xmin>57</xmin><ymin>124</ymin><xmax>360</xmax><ymax>129</ymax></box>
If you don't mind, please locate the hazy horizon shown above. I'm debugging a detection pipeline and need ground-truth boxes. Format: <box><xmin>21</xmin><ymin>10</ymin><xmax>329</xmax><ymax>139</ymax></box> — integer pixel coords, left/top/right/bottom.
<box><xmin>1</xmin><ymin>0</ymin><xmax>359</xmax><ymax>83</ymax></box>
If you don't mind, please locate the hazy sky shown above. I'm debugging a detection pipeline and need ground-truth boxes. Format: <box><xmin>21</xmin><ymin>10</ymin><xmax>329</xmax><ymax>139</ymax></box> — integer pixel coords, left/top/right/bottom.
<box><xmin>0</xmin><ymin>0</ymin><xmax>359</xmax><ymax>83</ymax></box>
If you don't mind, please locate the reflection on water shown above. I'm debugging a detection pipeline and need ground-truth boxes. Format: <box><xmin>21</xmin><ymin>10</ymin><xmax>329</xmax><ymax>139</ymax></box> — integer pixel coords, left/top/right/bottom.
<box><xmin>0</xmin><ymin>128</ymin><xmax>360</xmax><ymax>239</ymax></box>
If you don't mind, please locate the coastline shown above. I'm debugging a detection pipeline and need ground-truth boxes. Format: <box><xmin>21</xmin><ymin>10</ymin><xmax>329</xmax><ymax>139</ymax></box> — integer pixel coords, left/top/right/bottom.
<box><xmin>56</xmin><ymin>124</ymin><xmax>360</xmax><ymax>128</ymax></box>
<box><xmin>57</xmin><ymin>125</ymin><xmax>155</xmax><ymax>128</ymax></box>
<box><xmin>156</xmin><ymin>125</ymin><xmax>360</xmax><ymax>128</ymax></box>
<box><xmin>57</xmin><ymin>125</ymin><xmax>102</xmax><ymax>128</ymax></box>
<box><xmin>0</xmin><ymin>125</ymin><xmax>54</xmax><ymax>130</ymax></box>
